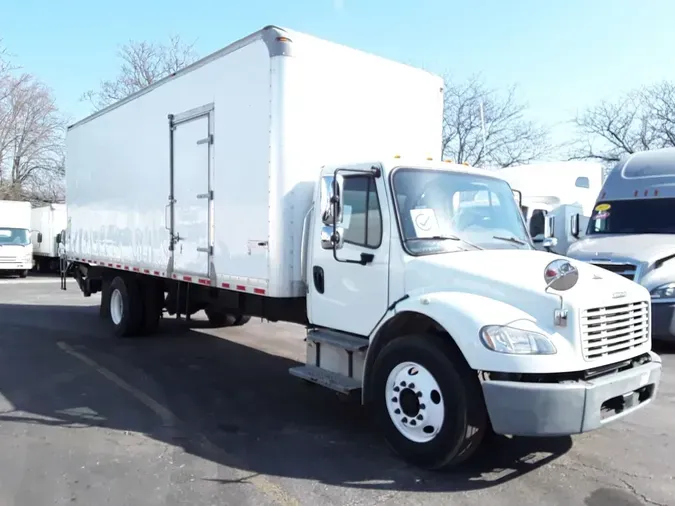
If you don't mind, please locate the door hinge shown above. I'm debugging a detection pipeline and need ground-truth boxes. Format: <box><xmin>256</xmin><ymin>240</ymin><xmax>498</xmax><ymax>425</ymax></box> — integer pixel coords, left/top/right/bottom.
<box><xmin>197</xmin><ymin>190</ymin><xmax>213</xmax><ymax>200</ymax></box>
<box><xmin>196</xmin><ymin>190</ymin><xmax>214</xmax><ymax>200</ymax></box>
<box><xmin>197</xmin><ymin>134</ymin><xmax>213</xmax><ymax>145</ymax></box>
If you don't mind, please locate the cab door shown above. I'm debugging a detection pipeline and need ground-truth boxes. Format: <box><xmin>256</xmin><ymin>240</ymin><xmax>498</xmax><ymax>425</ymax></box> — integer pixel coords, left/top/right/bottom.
<box><xmin>307</xmin><ymin>166</ymin><xmax>391</xmax><ymax>336</ymax></box>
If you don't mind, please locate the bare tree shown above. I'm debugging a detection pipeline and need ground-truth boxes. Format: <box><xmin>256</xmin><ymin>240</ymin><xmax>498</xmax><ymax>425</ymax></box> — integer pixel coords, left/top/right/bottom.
<box><xmin>0</xmin><ymin>73</ymin><xmax>66</xmax><ymax>201</ymax></box>
<box><xmin>442</xmin><ymin>75</ymin><xmax>550</xmax><ymax>168</ymax></box>
<box><xmin>81</xmin><ymin>35</ymin><xmax>199</xmax><ymax>111</ymax></box>
<box><xmin>569</xmin><ymin>81</ymin><xmax>675</xmax><ymax>164</ymax></box>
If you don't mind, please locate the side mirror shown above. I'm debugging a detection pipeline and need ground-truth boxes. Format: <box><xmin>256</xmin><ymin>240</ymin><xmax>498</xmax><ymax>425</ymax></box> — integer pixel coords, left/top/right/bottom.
<box><xmin>544</xmin><ymin>215</ymin><xmax>555</xmax><ymax>239</ymax></box>
<box><xmin>544</xmin><ymin>259</ymin><xmax>579</xmax><ymax>291</ymax></box>
<box><xmin>56</xmin><ymin>233</ymin><xmax>62</xmax><ymax>244</ymax></box>
<box><xmin>512</xmin><ymin>188</ymin><xmax>522</xmax><ymax>208</ymax></box>
<box><xmin>320</xmin><ymin>225</ymin><xmax>344</xmax><ymax>250</ymax></box>
<box><xmin>542</xmin><ymin>237</ymin><xmax>558</xmax><ymax>250</ymax></box>
<box><xmin>570</xmin><ymin>213</ymin><xmax>580</xmax><ymax>238</ymax></box>
<box><xmin>37</xmin><ymin>232</ymin><xmax>43</xmax><ymax>244</ymax></box>
<box><xmin>321</xmin><ymin>174</ymin><xmax>345</xmax><ymax>226</ymax></box>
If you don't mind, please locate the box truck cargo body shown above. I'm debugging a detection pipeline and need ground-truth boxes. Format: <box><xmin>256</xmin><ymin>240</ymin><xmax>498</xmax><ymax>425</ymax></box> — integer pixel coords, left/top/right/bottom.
<box><xmin>0</xmin><ymin>200</ymin><xmax>33</xmax><ymax>277</ymax></box>
<box><xmin>65</xmin><ymin>26</ymin><xmax>443</xmax><ymax>300</ymax></box>
<box><xmin>63</xmin><ymin>26</ymin><xmax>661</xmax><ymax>471</ymax></box>
<box><xmin>31</xmin><ymin>203</ymin><xmax>67</xmax><ymax>272</ymax></box>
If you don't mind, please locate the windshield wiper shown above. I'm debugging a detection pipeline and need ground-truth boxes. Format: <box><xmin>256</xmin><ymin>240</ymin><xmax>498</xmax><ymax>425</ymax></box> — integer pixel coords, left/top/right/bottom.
<box><xmin>492</xmin><ymin>235</ymin><xmax>527</xmax><ymax>246</ymax></box>
<box><xmin>406</xmin><ymin>235</ymin><xmax>483</xmax><ymax>250</ymax></box>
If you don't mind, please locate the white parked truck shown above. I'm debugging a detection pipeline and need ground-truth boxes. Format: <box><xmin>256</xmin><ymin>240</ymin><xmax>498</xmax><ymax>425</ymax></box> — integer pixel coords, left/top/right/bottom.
<box><xmin>0</xmin><ymin>199</ymin><xmax>33</xmax><ymax>277</ymax></box>
<box><xmin>62</xmin><ymin>26</ymin><xmax>662</xmax><ymax>470</ymax></box>
<box><xmin>31</xmin><ymin>203</ymin><xmax>67</xmax><ymax>272</ymax></box>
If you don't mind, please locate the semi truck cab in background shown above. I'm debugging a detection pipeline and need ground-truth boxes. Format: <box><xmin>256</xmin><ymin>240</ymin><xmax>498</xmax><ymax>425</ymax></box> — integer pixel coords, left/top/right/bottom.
<box><xmin>60</xmin><ymin>25</ymin><xmax>662</xmax><ymax>471</ymax></box>
<box><xmin>0</xmin><ymin>200</ymin><xmax>33</xmax><ymax>278</ymax></box>
<box><xmin>568</xmin><ymin>147</ymin><xmax>675</xmax><ymax>342</ymax></box>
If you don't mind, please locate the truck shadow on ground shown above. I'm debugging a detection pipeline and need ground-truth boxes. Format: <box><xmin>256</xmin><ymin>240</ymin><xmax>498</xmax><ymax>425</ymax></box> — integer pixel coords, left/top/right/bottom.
<box><xmin>0</xmin><ymin>302</ymin><xmax>573</xmax><ymax>493</ymax></box>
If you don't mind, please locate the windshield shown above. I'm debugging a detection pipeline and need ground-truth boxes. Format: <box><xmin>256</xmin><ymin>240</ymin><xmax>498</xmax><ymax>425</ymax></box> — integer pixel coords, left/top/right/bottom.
<box><xmin>0</xmin><ymin>228</ymin><xmax>30</xmax><ymax>246</ymax></box>
<box><xmin>391</xmin><ymin>168</ymin><xmax>531</xmax><ymax>255</ymax></box>
<box><xmin>587</xmin><ymin>198</ymin><xmax>675</xmax><ymax>235</ymax></box>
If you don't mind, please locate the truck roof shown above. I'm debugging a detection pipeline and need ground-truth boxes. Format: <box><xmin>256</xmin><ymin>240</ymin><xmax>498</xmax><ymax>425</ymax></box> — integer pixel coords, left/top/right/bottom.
<box><xmin>69</xmin><ymin>25</ymin><xmax>442</xmax><ymax>132</ymax></box>
<box><xmin>319</xmin><ymin>158</ymin><xmax>506</xmax><ymax>180</ymax></box>
<box><xmin>600</xmin><ymin>147</ymin><xmax>675</xmax><ymax>201</ymax></box>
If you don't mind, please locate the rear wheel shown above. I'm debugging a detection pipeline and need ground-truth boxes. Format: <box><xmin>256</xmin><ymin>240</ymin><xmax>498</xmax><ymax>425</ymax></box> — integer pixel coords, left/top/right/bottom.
<box><xmin>205</xmin><ymin>308</ymin><xmax>236</xmax><ymax>328</ymax></box>
<box><xmin>232</xmin><ymin>314</ymin><xmax>251</xmax><ymax>326</ymax></box>
<box><xmin>109</xmin><ymin>276</ymin><xmax>144</xmax><ymax>337</ymax></box>
<box><xmin>370</xmin><ymin>334</ymin><xmax>487</xmax><ymax>470</ymax></box>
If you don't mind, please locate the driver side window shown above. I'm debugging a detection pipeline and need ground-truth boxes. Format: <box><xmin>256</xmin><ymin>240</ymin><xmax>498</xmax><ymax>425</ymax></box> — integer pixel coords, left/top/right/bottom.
<box><xmin>341</xmin><ymin>175</ymin><xmax>382</xmax><ymax>249</ymax></box>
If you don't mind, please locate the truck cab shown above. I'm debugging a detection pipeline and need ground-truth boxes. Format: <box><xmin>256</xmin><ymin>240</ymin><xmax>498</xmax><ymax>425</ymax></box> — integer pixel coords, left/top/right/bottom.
<box><xmin>295</xmin><ymin>156</ymin><xmax>661</xmax><ymax>469</ymax></box>
<box><xmin>568</xmin><ymin>147</ymin><xmax>675</xmax><ymax>342</ymax></box>
<box><xmin>0</xmin><ymin>200</ymin><xmax>33</xmax><ymax>278</ymax></box>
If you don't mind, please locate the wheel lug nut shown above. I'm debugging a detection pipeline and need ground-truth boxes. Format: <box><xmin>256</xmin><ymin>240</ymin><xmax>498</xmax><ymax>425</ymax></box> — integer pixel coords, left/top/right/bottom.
<box><xmin>410</xmin><ymin>420</ymin><xmax>417</xmax><ymax>426</ymax></box>
<box><xmin>417</xmin><ymin>392</ymin><xmax>422</xmax><ymax>398</ymax></box>
<box><xmin>409</xmin><ymin>383</ymin><xmax>415</xmax><ymax>389</ymax></box>
<box><xmin>416</xmin><ymin>414</ymin><xmax>423</xmax><ymax>421</ymax></box>
<box><xmin>394</xmin><ymin>409</ymin><xmax>401</xmax><ymax>415</ymax></box>
<box><xmin>402</xmin><ymin>417</ymin><xmax>408</xmax><ymax>424</ymax></box>
<box><xmin>420</xmin><ymin>404</ymin><xmax>426</xmax><ymax>409</ymax></box>
<box><xmin>400</xmin><ymin>381</ymin><xmax>407</xmax><ymax>387</ymax></box>
<box><xmin>394</xmin><ymin>386</ymin><xmax>400</xmax><ymax>392</ymax></box>
<box><xmin>391</xmin><ymin>397</ymin><xmax>398</xmax><ymax>403</ymax></box>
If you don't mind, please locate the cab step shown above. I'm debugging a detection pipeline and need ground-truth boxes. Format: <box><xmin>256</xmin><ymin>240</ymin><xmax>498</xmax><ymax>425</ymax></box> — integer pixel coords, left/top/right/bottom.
<box><xmin>307</xmin><ymin>328</ymin><xmax>369</xmax><ymax>351</ymax></box>
<box><xmin>289</xmin><ymin>365</ymin><xmax>361</xmax><ymax>394</ymax></box>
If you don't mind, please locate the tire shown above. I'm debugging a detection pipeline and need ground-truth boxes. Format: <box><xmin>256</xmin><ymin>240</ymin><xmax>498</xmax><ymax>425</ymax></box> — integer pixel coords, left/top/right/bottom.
<box><xmin>205</xmin><ymin>308</ymin><xmax>236</xmax><ymax>328</ymax></box>
<box><xmin>139</xmin><ymin>279</ymin><xmax>163</xmax><ymax>334</ymax></box>
<box><xmin>232</xmin><ymin>314</ymin><xmax>251</xmax><ymax>326</ymax></box>
<box><xmin>370</xmin><ymin>333</ymin><xmax>487</xmax><ymax>470</ymax></box>
<box><xmin>18</xmin><ymin>270</ymin><xmax>28</xmax><ymax>278</ymax></box>
<box><xmin>99</xmin><ymin>278</ymin><xmax>111</xmax><ymax>319</ymax></box>
<box><xmin>108</xmin><ymin>276</ymin><xmax>144</xmax><ymax>337</ymax></box>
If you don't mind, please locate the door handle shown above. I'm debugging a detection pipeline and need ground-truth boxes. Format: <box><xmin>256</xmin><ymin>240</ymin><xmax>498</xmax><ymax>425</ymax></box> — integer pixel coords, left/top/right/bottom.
<box><xmin>313</xmin><ymin>266</ymin><xmax>325</xmax><ymax>294</ymax></box>
<box><xmin>164</xmin><ymin>204</ymin><xmax>170</xmax><ymax>231</ymax></box>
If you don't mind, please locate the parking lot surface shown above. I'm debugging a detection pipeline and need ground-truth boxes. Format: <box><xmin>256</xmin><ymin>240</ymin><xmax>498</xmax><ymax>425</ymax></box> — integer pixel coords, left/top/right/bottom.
<box><xmin>0</xmin><ymin>275</ymin><xmax>673</xmax><ymax>506</ymax></box>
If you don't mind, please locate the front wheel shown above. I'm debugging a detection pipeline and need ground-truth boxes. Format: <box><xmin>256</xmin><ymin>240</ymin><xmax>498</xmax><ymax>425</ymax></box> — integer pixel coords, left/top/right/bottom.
<box><xmin>370</xmin><ymin>334</ymin><xmax>487</xmax><ymax>470</ymax></box>
<box><xmin>18</xmin><ymin>270</ymin><xmax>28</xmax><ymax>278</ymax></box>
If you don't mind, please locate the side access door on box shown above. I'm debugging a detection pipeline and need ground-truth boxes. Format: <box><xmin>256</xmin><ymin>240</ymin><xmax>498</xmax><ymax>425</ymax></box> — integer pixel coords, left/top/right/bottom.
<box><xmin>167</xmin><ymin>104</ymin><xmax>214</xmax><ymax>279</ymax></box>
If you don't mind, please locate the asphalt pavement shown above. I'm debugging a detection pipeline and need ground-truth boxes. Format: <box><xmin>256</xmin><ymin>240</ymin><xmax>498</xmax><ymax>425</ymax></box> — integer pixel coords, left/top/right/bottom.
<box><xmin>0</xmin><ymin>274</ymin><xmax>672</xmax><ymax>506</ymax></box>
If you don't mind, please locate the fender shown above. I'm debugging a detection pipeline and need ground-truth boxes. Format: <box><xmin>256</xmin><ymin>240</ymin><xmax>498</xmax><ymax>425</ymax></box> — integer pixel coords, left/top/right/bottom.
<box><xmin>362</xmin><ymin>290</ymin><xmax>565</xmax><ymax>402</ymax></box>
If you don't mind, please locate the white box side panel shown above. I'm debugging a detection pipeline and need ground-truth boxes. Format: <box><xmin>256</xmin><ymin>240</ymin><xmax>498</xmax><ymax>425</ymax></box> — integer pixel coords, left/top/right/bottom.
<box><xmin>268</xmin><ymin>33</ymin><xmax>444</xmax><ymax>296</ymax></box>
<box><xmin>66</xmin><ymin>40</ymin><xmax>272</xmax><ymax>283</ymax></box>
<box><xmin>31</xmin><ymin>204</ymin><xmax>67</xmax><ymax>257</ymax></box>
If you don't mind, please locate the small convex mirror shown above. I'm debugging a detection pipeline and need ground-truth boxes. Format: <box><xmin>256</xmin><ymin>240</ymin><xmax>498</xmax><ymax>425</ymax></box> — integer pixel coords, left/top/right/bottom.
<box><xmin>544</xmin><ymin>259</ymin><xmax>579</xmax><ymax>291</ymax></box>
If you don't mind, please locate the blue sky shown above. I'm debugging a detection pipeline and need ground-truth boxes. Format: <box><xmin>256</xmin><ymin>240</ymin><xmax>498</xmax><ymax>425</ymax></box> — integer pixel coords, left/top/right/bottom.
<box><xmin>2</xmin><ymin>0</ymin><xmax>675</xmax><ymax>147</ymax></box>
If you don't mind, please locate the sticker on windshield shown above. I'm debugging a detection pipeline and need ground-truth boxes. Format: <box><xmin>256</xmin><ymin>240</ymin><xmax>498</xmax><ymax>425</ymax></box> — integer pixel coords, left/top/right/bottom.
<box><xmin>410</xmin><ymin>208</ymin><xmax>441</xmax><ymax>237</ymax></box>
<box><xmin>594</xmin><ymin>203</ymin><xmax>611</xmax><ymax>212</ymax></box>
<box><xmin>594</xmin><ymin>211</ymin><xmax>610</xmax><ymax>220</ymax></box>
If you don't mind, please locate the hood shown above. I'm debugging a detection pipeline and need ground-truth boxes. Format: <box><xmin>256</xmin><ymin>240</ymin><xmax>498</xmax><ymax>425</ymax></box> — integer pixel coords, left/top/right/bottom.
<box><xmin>568</xmin><ymin>234</ymin><xmax>675</xmax><ymax>266</ymax></box>
<box><xmin>405</xmin><ymin>249</ymin><xmax>647</xmax><ymax>321</ymax></box>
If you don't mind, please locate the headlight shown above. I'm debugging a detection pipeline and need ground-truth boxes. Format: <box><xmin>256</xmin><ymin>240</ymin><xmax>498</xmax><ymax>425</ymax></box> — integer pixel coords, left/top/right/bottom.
<box><xmin>480</xmin><ymin>325</ymin><xmax>557</xmax><ymax>355</ymax></box>
<box><xmin>650</xmin><ymin>283</ymin><xmax>675</xmax><ymax>300</ymax></box>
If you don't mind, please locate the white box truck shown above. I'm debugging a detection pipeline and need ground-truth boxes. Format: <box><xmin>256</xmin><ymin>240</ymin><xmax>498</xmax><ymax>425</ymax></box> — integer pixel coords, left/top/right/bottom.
<box><xmin>0</xmin><ymin>199</ymin><xmax>33</xmax><ymax>277</ymax></box>
<box><xmin>31</xmin><ymin>203</ymin><xmax>67</xmax><ymax>272</ymax></box>
<box><xmin>62</xmin><ymin>26</ymin><xmax>662</xmax><ymax>470</ymax></box>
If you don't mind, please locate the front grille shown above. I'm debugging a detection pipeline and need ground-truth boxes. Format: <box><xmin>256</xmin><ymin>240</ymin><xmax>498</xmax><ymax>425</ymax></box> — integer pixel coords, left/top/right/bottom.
<box><xmin>589</xmin><ymin>262</ymin><xmax>637</xmax><ymax>280</ymax></box>
<box><xmin>581</xmin><ymin>301</ymin><xmax>649</xmax><ymax>360</ymax></box>
<box><xmin>0</xmin><ymin>256</ymin><xmax>17</xmax><ymax>264</ymax></box>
